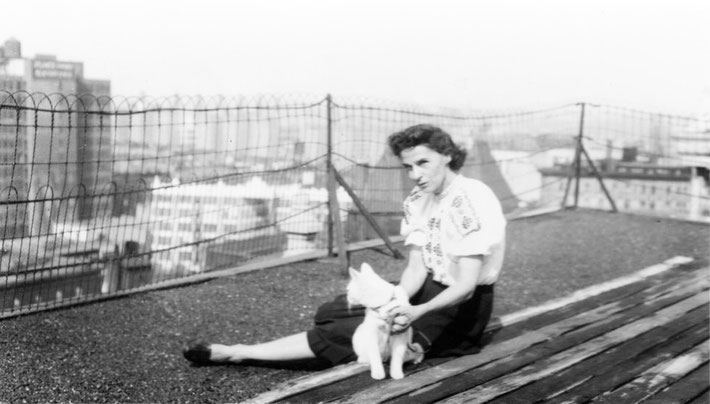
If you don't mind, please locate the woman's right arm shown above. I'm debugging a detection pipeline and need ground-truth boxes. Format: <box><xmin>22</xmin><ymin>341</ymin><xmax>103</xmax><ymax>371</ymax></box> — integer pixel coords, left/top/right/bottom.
<box><xmin>397</xmin><ymin>246</ymin><xmax>428</xmax><ymax>298</ymax></box>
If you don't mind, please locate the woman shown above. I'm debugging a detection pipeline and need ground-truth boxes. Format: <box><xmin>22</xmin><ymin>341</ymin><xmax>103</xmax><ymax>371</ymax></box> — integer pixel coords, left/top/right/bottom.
<box><xmin>183</xmin><ymin>124</ymin><xmax>506</xmax><ymax>366</ymax></box>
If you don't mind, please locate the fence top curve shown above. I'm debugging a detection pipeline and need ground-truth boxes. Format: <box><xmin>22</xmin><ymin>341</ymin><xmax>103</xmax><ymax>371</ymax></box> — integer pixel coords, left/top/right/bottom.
<box><xmin>0</xmin><ymin>91</ymin><xmax>707</xmax><ymax>122</ymax></box>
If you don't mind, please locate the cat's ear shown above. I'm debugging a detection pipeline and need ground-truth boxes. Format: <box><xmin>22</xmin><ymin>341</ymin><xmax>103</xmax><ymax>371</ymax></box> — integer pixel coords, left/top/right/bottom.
<box><xmin>360</xmin><ymin>262</ymin><xmax>374</xmax><ymax>275</ymax></box>
<box><xmin>348</xmin><ymin>267</ymin><xmax>360</xmax><ymax>279</ymax></box>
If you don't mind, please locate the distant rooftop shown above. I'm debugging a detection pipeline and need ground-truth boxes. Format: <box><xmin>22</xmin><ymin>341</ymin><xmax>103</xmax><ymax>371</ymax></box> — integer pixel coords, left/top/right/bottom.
<box><xmin>541</xmin><ymin>160</ymin><xmax>710</xmax><ymax>184</ymax></box>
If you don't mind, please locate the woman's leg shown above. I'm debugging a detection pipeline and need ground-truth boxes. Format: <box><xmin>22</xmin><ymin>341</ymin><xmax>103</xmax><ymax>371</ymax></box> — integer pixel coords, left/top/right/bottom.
<box><xmin>414</xmin><ymin>283</ymin><xmax>494</xmax><ymax>357</ymax></box>
<box><xmin>208</xmin><ymin>332</ymin><xmax>316</xmax><ymax>363</ymax></box>
<box><xmin>184</xmin><ymin>294</ymin><xmax>363</xmax><ymax>366</ymax></box>
<box><xmin>408</xmin><ymin>275</ymin><xmax>494</xmax><ymax>356</ymax></box>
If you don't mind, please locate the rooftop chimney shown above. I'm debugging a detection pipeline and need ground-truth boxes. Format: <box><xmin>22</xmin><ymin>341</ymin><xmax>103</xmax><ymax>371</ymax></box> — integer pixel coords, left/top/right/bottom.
<box><xmin>621</xmin><ymin>147</ymin><xmax>637</xmax><ymax>162</ymax></box>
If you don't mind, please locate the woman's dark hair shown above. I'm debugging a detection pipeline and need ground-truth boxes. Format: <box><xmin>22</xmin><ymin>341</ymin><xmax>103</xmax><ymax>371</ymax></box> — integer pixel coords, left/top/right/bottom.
<box><xmin>387</xmin><ymin>124</ymin><xmax>467</xmax><ymax>171</ymax></box>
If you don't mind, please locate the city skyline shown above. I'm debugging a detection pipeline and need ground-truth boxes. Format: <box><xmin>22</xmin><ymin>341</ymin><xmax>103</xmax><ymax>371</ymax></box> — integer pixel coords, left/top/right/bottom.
<box><xmin>1</xmin><ymin>0</ymin><xmax>709</xmax><ymax>115</ymax></box>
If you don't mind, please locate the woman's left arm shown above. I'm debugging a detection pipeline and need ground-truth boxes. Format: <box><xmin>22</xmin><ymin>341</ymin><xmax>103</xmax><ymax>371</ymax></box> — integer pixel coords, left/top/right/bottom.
<box><xmin>387</xmin><ymin>255</ymin><xmax>482</xmax><ymax>325</ymax></box>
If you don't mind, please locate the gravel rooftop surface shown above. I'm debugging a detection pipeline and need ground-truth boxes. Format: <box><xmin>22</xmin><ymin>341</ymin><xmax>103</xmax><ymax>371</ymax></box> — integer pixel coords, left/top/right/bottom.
<box><xmin>0</xmin><ymin>209</ymin><xmax>708</xmax><ymax>404</ymax></box>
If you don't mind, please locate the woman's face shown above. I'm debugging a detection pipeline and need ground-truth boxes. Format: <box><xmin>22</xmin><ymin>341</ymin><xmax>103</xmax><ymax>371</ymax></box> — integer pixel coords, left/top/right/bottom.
<box><xmin>399</xmin><ymin>145</ymin><xmax>455</xmax><ymax>194</ymax></box>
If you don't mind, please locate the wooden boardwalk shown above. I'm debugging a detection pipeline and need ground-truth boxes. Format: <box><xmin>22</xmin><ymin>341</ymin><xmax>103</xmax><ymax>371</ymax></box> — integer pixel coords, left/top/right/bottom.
<box><xmin>244</xmin><ymin>257</ymin><xmax>709</xmax><ymax>404</ymax></box>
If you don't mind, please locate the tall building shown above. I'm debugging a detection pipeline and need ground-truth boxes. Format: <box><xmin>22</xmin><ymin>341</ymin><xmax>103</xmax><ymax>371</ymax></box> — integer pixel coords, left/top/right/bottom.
<box><xmin>0</xmin><ymin>37</ymin><xmax>112</xmax><ymax>238</ymax></box>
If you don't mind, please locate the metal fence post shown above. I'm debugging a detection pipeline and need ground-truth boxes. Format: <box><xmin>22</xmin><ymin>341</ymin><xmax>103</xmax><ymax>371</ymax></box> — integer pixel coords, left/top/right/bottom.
<box><xmin>573</xmin><ymin>102</ymin><xmax>586</xmax><ymax>208</ymax></box>
<box><xmin>580</xmin><ymin>145</ymin><xmax>619</xmax><ymax>212</ymax></box>
<box><xmin>325</xmin><ymin>95</ymin><xmax>348</xmax><ymax>272</ymax></box>
<box><xmin>561</xmin><ymin>102</ymin><xmax>585</xmax><ymax>209</ymax></box>
<box><xmin>326</xmin><ymin>94</ymin><xmax>334</xmax><ymax>256</ymax></box>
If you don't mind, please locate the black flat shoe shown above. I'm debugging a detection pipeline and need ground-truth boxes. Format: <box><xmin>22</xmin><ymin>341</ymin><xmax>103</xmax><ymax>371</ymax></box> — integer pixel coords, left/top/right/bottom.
<box><xmin>183</xmin><ymin>339</ymin><xmax>215</xmax><ymax>365</ymax></box>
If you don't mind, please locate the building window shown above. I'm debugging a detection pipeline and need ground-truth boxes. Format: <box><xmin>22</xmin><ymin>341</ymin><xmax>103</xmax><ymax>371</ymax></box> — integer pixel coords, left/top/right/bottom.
<box><xmin>224</xmin><ymin>224</ymin><xmax>242</xmax><ymax>233</ymax></box>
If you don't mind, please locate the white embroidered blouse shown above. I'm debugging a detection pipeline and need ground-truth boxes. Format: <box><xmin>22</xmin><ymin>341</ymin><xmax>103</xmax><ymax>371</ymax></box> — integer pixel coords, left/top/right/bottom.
<box><xmin>401</xmin><ymin>175</ymin><xmax>506</xmax><ymax>286</ymax></box>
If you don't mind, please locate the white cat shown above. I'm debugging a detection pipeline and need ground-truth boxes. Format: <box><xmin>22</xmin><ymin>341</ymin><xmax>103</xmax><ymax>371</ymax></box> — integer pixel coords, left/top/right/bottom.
<box><xmin>347</xmin><ymin>263</ymin><xmax>423</xmax><ymax>380</ymax></box>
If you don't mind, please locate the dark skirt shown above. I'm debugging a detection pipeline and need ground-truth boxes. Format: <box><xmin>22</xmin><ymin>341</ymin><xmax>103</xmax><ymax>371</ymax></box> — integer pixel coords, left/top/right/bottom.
<box><xmin>306</xmin><ymin>274</ymin><xmax>494</xmax><ymax>366</ymax></box>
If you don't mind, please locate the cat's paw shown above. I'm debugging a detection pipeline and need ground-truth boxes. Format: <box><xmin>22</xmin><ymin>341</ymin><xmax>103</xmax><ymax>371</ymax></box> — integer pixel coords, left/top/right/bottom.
<box><xmin>390</xmin><ymin>367</ymin><xmax>405</xmax><ymax>379</ymax></box>
<box><xmin>371</xmin><ymin>368</ymin><xmax>386</xmax><ymax>380</ymax></box>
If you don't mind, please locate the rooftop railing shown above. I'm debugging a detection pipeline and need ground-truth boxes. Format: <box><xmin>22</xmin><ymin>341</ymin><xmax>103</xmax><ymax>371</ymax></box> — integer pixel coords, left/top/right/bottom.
<box><xmin>0</xmin><ymin>92</ymin><xmax>707</xmax><ymax>317</ymax></box>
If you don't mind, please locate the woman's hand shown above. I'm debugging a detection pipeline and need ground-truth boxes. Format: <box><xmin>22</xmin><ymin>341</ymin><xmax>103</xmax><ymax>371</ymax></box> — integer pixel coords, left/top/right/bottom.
<box><xmin>383</xmin><ymin>299</ymin><xmax>427</xmax><ymax>334</ymax></box>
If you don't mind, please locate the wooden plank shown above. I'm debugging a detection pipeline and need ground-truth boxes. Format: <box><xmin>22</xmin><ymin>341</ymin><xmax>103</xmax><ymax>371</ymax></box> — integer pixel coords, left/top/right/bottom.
<box><xmin>384</xmin><ymin>276</ymin><xmax>709</xmax><ymax>404</ymax></box>
<box><xmin>688</xmin><ymin>389</ymin><xmax>710</xmax><ymax>404</ymax></box>
<box><xmin>581</xmin><ymin>143</ymin><xmax>618</xmax><ymax>212</ymax></box>
<box><xmin>279</xmin><ymin>370</ymin><xmax>382</xmax><ymax>404</ymax></box>
<box><xmin>241</xmin><ymin>257</ymin><xmax>695</xmax><ymax>404</ymax></box>
<box><xmin>333</xmin><ymin>301</ymin><xmax>628</xmax><ymax>404</ymax></box>
<box><xmin>394</xmin><ymin>303</ymin><xmax>709</xmax><ymax>404</ymax></box>
<box><xmin>334</xmin><ymin>280</ymin><xmax>708</xmax><ymax>404</ymax></box>
<box><xmin>282</xmin><ymin>358</ymin><xmax>452</xmax><ymax>403</ymax></box>
<box><xmin>544</xmin><ymin>320</ymin><xmax>709</xmax><ymax>404</ymax></box>
<box><xmin>345</xmin><ymin>236</ymin><xmax>404</xmax><ymax>252</ymax></box>
<box><xmin>641</xmin><ymin>362</ymin><xmax>710</xmax><ymax>404</ymax></box>
<box><xmin>430</xmin><ymin>292</ymin><xmax>708</xmax><ymax>404</ymax></box>
<box><xmin>492</xmin><ymin>313</ymin><xmax>709</xmax><ymax>404</ymax></box>
<box><xmin>590</xmin><ymin>340</ymin><xmax>709</xmax><ymax>403</ymax></box>
<box><xmin>504</xmin><ymin>205</ymin><xmax>561</xmax><ymax>220</ymax></box>
<box><xmin>239</xmin><ymin>362</ymin><xmax>368</xmax><ymax>404</ymax></box>
<box><xmin>498</xmin><ymin>256</ymin><xmax>693</xmax><ymax>327</ymax></box>
<box><xmin>488</xmin><ymin>263</ymin><xmax>707</xmax><ymax>344</ymax></box>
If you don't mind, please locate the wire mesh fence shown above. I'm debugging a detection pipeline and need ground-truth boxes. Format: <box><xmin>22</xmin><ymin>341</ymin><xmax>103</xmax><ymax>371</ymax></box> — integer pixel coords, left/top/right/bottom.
<box><xmin>0</xmin><ymin>91</ymin><xmax>708</xmax><ymax>317</ymax></box>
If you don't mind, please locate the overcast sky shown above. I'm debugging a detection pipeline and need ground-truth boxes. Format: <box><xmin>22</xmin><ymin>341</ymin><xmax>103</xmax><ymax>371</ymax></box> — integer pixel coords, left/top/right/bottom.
<box><xmin>2</xmin><ymin>0</ymin><xmax>709</xmax><ymax>114</ymax></box>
